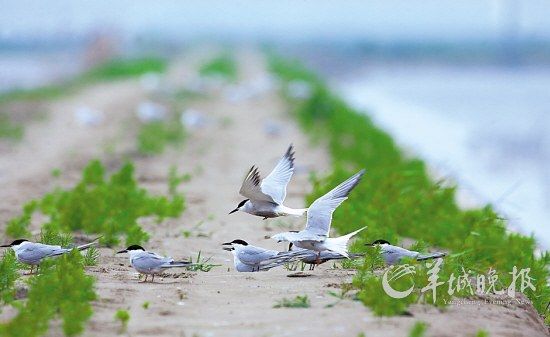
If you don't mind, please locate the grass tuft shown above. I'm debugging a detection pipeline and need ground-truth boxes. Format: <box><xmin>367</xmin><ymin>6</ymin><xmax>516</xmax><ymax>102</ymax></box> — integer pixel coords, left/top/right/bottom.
<box><xmin>199</xmin><ymin>53</ymin><xmax>238</xmax><ymax>82</ymax></box>
<box><xmin>6</xmin><ymin>160</ymin><xmax>185</xmax><ymax>246</ymax></box>
<box><xmin>273</xmin><ymin>295</ymin><xmax>311</xmax><ymax>308</ymax></box>
<box><xmin>0</xmin><ymin>250</ymin><xmax>96</xmax><ymax>337</ymax></box>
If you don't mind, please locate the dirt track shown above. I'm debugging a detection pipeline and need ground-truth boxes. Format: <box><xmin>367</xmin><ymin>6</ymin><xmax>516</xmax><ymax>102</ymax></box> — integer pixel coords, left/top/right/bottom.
<box><xmin>0</xmin><ymin>50</ymin><xmax>547</xmax><ymax>337</ymax></box>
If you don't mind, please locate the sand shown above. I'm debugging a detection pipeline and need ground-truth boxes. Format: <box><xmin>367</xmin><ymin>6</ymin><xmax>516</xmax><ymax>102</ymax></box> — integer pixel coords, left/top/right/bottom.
<box><xmin>0</xmin><ymin>49</ymin><xmax>547</xmax><ymax>337</ymax></box>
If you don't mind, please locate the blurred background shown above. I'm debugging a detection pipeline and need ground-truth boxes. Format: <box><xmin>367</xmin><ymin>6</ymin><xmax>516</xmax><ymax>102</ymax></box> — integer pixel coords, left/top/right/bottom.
<box><xmin>1</xmin><ymin>0</ymin><xmax>549</xmax><ymax>247</ymax></box>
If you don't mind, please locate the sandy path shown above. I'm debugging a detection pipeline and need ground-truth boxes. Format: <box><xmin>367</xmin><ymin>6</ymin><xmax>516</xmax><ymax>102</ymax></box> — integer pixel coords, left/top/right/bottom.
<box><xmin>0</xmin><ymin>50</ymin><xmax>547</xmax><ymax>337</ymax></box>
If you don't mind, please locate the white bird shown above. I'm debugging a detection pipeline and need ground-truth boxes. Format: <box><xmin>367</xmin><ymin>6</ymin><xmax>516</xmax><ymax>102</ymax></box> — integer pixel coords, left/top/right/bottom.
<box><xmin>0</xmin><ymin>238</ymin><xmax>98</xmax><ymax>273</ymax></box>
<box><xmin>116</xmin><ymin>245</ymin><xmax>193</xmax><ymax>282</ymax></box>
<box><xmin>222</xmin><ymin>239</ymin><xmax>310</xmax><ymax>272</ymax></box>
<box><xmin>288</xmin><ymin>242</ymin><xmax>364</xmax><ymax>270</ymax></box>
<box><xmin>230</xmin><ymin>144</ymin><xmax>306</xmax><ymax>219</ymax></box>
<box><xmin>365</xmin><ymin>239</ymin><xmax>447</xmax><ymax>265</ymax></box>
<box><xmin>271</xmin><ymin>170</ymin><xmax>367</xmax><ymax>262</ymax></box>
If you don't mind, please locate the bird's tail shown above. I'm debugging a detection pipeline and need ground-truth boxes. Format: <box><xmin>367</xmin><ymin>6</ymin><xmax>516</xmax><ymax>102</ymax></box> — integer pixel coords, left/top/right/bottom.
<box><xmin>286</xmin><ymin>208</ymin><xmax>308</xmax><ymax>217</ymax></box>
<box><xmin>76</xmin><ymin>237</ymin><xmax>101</xmax><ymax>251</ymax></box>
<box><xmin>323</xmin><ymin>226</ymin><xmax>367</xmax><ymax>258</ymax></box>
<box><xmin>164</xmin><ymin>261</ymin><xmax>194</xmax><ymax>268</ymax></box>
<box><xmin>417</xmin><ymin>252</ymin><xmax>446</xmax><ymax>261</ymax></box>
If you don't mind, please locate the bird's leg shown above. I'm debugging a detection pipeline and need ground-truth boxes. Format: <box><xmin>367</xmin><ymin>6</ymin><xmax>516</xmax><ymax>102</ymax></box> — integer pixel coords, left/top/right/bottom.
<box><xmin>151</xmin><ymin>274</ymin><xmax>155</xmax><ymax>283</ymax></box>
<box><xmin>309</xmin><ymin>264</ymin><xmax>314</xmax><ymax>271</ymax></box>
<box><xmin>263</xmin><ymin>217</ymin><xmax>268</xmax><ymax>220</ymax></box>
<box><xmin>315</xmin><ymin>252</ymin><xmax>321</xmax><ymax>265</ymax></box>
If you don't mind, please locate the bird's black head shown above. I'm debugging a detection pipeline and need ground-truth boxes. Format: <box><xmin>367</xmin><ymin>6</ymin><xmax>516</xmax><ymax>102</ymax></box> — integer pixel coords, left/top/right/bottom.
<box><xmin>228</xmin><ymin>239</ymin><xmax>248</xmax><ymax>246</ymax></box>
<box><xmin>1</xmin><ymin>239</ymin><xmax>29</xmax><ymax>247</ymax></box>
<box><xmin>222</xmin><ymin>239</ymin><xmax>248</xmax><ymax>251</ymax></box>
<box><xmin>365</xmin><ymin>239</ymin><xmax>391</xmax><ymax>246</ymax></box>
<box><xmin>116</xmin><ymin>244</ymin><xmax>145</xmax><ymax>254</ymax></box>
<box><xmin>229</xmin><ymin>199</ymin><xmax>249</xmax><ymax>214</ymax></box>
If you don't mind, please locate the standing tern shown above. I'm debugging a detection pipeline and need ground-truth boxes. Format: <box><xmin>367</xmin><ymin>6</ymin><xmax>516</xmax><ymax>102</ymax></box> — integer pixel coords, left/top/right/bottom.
<box><xmin>271</xmin><ymin>169</ymin><xmax>367</xmax><ymax>262</ymax></box>
<box><xmin>116</xmin><ymin>245</ymin><xmax>193</xmax><ymax>282</ymax></box>
<box><xmin>229</xmin><ymin>144</ymin><xmax>307</xmax><ymax>219</ymax></box>
<box><xmin>222</xmin><ymin>239</ymin><xmax>311</xmax><ymax>272</ymax></box>
<box><xmin>288</xmin><ymin>243</ymin><xmax>364</xmax><ymax>270</ymax></box>
<box><xmin>0</xmin><ymin>238</ymin><xmax>99</xmax><ymax>273</ymax></box>
<box><xmin>366</xmin><ymin>239</ymin><xmax>447</xmax><ymax>265</ymax></box>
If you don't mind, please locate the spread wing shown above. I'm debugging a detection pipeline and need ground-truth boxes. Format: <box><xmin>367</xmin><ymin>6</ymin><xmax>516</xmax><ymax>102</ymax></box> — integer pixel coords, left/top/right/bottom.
<box><xmin>261</xmin><ymin>144</ymin><xmax>295</xmax><ymax>204</ymax></box>
<box><xmin>239</xmin><ymin>166</ymin><xmax>276</xmax><ymax>203</ymax></box>
<box><xmin>304</xmin><ymin>169</ymin><xmax>365</xmax><ymax>236</ymax></box>
<box><xmin>239</xmin><ymin>145</ymin><xmax>295</xmax><ymax>205</ymax></box>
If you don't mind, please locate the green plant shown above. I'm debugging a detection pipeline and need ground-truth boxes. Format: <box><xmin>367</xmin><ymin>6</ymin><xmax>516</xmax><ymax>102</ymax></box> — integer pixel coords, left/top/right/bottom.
<box><xmin>6</xmin><ymin>160</ymin><xmax>185</xmax><ymax>246</ymax></box>
<box><xmin>0</xmin><ymin>57</ymin><xmax>167</xmax><ymax>105</ymax></box>
<box><xmin>273</xmin><ymin>295</ymin><xmax>311</xmax><ymax>308</ymax></box>
<box><xmin>199</xmin><ymin>53</ymin><xmax>238</xmax><ymax>81</ymax></box>
<box><xmin>114</xmin><ymin>309</ymin><xmax>130</xmax><ymax>333</ymax></box>
<box><xmin>475</xmin><ymin>330</ymin><xmax>489</xmax><ymax>337</ymax></box>
<box><xmin>268</xmin><ymin>55</ymin><xmax>550</xmax><ymax>318</ymax></box>
<box><xmin>137</xmin><ymin>120</ymin><xmax>186</xmax><ymax>155</ymax></box>
<box><xmin>186</xmin><ymin>251</ymin><xmax>220</xmax><ymax>272</ymax></box>
<box><xmin>0</xmin><ymin>250</ymin><xmax>19</xmax><ymax>305</ymax></box>
<box><xmin>0</xmin><ymin>250</ymin><xmax>96</xmax><ymax>337</ymax></box>
<box><xmin>142</xmin><ymin>301</ymin><xmax>150</xmax><ymax>309</ymax></box>
<box><xmin>408</xmin><ymin>321</ymin><xmax>427</xmax><ymax>337</ymax></box>
<box><xmin>0</xmin><ymin>113</ymin><xmax>23</xmax><ymax>140</ymax></box>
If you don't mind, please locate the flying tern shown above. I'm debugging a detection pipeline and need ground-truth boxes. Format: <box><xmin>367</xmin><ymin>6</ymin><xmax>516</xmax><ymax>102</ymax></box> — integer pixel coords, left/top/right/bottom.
<box><xmin>366</xmin><ymin>239</ymin><xmax>447</xmax><ymax>265</ymax></box>
<box><xmin>229</xmin><ymin>144</ymin><xmax>307</xmax><ymax>219</ymax></box>
<box><xmin>271</xmin><ymin>169</ymin><xmax>367</xmax><ymax>262</ymax></box>
<box><xmin>222</xmin><ymin>239</ymin><xmax>311</xmax><ymax>272</ymax></box>
<box><xmin>116</xmin><ymin>245</ymin><xmax>193</xmax><ymax>282</ymax></box>
<box><xmin>0</xmin><ymin>238</ymin><xmax>99</xmax><ymax>273</ymax></box>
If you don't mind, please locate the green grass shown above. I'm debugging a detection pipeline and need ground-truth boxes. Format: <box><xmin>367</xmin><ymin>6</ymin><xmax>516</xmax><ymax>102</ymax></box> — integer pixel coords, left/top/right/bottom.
<box><xmin>273</xmin><ymin>295</ymin><xmax>311</xmax><ymax>308</ymax></box>
<box><xmin>199</xmin><ymin>53</ymin><xmax>238</xmax><ymax>82</ymax></box>
<box><xmin>0</xmin><ymin>250</ymin><xmax>96</xmax><ymax>337</ymax></box>
<box><xmin>408</xmin><ymin>321</ymin><xmax>428</xmax><ymax>337</ymax></box>
<box><xmin>137</xmin><ymin>119</ymin><xmax>186</xmax><ymax>155</ymax></box>
<box><xmin>6</xmin><ymin>160</ymin><xmax>185</xmax><ymax>246</ymax></box>
<box><xmin>185</xmin><ymin>251</ymin><xmax>220</xmax><ymax>272</ymax></box>
<box><xmin>114</xmin><ymin>309</ymin><xmax>130</xmax><ymax>333</ymax></box>
<box><xmin>0</xmin><ymin>57</ymin><xmax>167</xmax><ymax>104</ymax></box>
<box><xmin>0</xmin><ymin>251</ymin><xmax>19</xmax><ymax>305</ymax></box>
<box><xmin>268</xmin><ymin>54</ymin><xmax>550</xmax><ymax>319</ymax></box>
<box><xmin>0</xmin><ymin>113</ymin><xmax>24</xmax><ymax>140</ymax></box>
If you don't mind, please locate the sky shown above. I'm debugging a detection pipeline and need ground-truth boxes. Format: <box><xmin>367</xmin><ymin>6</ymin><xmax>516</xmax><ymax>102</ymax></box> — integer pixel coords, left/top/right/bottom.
<box><xmin>2</xmin><ymin>0</ymin><xmax>550</xmax><ymax>42</ymax></box>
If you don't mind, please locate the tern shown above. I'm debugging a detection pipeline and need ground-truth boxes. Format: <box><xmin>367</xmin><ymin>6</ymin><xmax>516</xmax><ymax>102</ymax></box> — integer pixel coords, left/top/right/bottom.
<box><xmin>229</xmin><ymin>144</ymin><xmax>307</xmax><ymax>219</ymax></box>
<box><xmin>0</xmin><ymin>238</ymin><xmax>99</xmax><ymax>273</ymax></box>
<box><xmin>366</xmin><ymin>239</ymin><xmax>446</xmax><ymax>265</ymax></box>
<box><xmin>116</xmin><ymin>245</ymin><xmax>193</xmax><ymax>282</ymax></box>
<box><xmin>222</xmin><ymin>239</ymin><xmax>311</xmax><ymax>272</ymax></box>
<box><xmin>288</xmin><ymin>243</ymin><xmax>364</xmax><ymax>270</ymax></box>
<box><xmin>270</xmin><ymin>169</ymin><xmax>367</xmax><ymax>262</ymax></box>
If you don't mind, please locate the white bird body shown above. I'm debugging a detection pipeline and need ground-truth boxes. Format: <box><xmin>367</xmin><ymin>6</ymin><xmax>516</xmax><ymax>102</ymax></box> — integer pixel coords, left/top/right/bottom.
<box><xmin>367</xmin><ymin>240</ymin><xmax>446</xmax><ymax>265</ymax></box>
<box><xmin>271</xmin><ymin>170</ymin><xmax>367</xmax><ymax>258</ymax></box>
<box><xmin>2</xmin><ymin>239</ymin><xmax>98</xmax><ymax>266</ymax></box>
<box><xmin>223</xmin><ymin>240</ymin><xmax>311</xmax><ymax>272</ymax></box>
<box><xmin>231</xmin><ymin>145</ymin><xmax>307</xmax><ymax>219</ymax></box>
<box><xmin>117</xmin><ymin>245</ymin><xmax>192</xmax><ymax>282</ymax></box>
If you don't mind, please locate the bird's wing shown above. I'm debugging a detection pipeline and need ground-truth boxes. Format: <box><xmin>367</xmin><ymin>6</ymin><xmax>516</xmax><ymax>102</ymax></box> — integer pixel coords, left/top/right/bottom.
<box><xmin>239</xmin><ymin>166</ymin><xmax>277</xmax><ymax>203</ymax></box>
<box><xmin>237</xmin><ymin>246</ymin><xmax>278</xmax><ymax>265</ymax></box>
<box><xmin>131</xmin><ymin>252</ymin><xmax>166</xmax><ymax>269</ymax></box>
<box><xmin>21</xmin><ymin>243</ymin><xmax>64</xmax><ymax>260</ymax></box>
<box><xmin>304</xmin><ymin>170</ymin><xmax>365</xmax><ymax>236</ymax></box>
<box><xmin>260</xmin><ymin>145</ymin><xmax>295</xmax><ymax>204</ymax></box>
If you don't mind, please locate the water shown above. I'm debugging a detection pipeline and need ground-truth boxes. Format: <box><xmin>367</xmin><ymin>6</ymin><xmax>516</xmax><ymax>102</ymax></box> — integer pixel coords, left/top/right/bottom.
<box><xmin>336</xmin><ymin>64</ymin><xmax>550</xmax><ymax>248</ymax></box>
